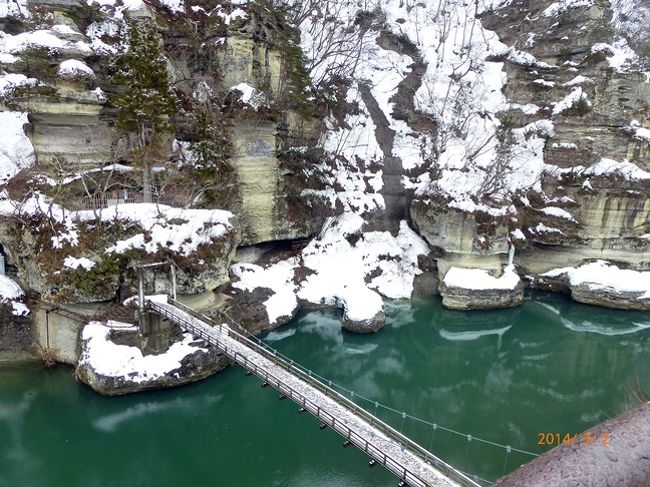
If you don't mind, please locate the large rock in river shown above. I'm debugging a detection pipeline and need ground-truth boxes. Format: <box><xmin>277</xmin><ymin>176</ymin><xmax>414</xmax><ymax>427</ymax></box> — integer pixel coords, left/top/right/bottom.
<box><xmin>440</xmin><ymin>265</ymin><xmax>524</xmax><ymax>310</ymax></box>
<box><xmin>76</xmin><ymin>322</ymin><xmax>229</xmax><ymax>396</ymax></box>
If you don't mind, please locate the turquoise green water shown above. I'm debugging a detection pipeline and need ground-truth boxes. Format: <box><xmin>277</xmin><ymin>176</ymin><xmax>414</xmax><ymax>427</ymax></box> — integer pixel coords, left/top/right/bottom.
<box><xmin>2</xmin><ymin>292</ymin><xmax>650</xmax><ymax>486</ymax></box>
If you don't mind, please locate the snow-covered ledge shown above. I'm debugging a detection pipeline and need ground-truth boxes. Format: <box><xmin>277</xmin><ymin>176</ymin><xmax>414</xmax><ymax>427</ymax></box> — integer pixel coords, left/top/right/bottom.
<box><xmin>76</xmin><ymin>322</ymin><xmax>228</xmax><ymax>395</ymax></box>
<box><xmin>541</xmin><ymin>261</ymin><xmax>650</xmax><ymax>310</ymax></box>
<box><xmin>440</xmin><ymin>265</ymin><xmax>524</xmax><ymax>310</ymax></box>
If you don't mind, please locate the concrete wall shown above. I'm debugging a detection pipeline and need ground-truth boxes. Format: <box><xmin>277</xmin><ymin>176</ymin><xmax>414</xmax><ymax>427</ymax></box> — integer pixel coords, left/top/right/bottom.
<box><xmin>34</xmin><ymin>309</ymin><xmax>85</xmax><ymax>365</ymax></box>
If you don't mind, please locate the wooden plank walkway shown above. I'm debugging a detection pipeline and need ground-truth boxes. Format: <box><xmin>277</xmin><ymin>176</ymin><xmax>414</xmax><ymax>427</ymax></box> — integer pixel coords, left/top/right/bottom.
<box><xmin>147</xmin><ymin>297</ymin><xmax>480</xmax><ymax>487</ymax></box>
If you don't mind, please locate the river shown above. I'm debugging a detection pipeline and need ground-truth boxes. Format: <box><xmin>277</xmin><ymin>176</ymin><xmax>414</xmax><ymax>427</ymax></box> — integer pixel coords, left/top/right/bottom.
<box><xmin>2</xmin><ymin>292</ymin><xmax>650</xmax><ymax>486</ymax></box>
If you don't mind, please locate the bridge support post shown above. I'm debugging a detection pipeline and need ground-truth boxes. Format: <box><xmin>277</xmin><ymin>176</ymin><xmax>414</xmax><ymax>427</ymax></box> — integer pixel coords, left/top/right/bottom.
<box><xmin>137</xmin><ymin>268</ymin><xmax>145</xmax><ymax>312</ymax></box>
<box><xmin>170</xmin><ymin>263</ymin><xmax>177</xmax><ymax>301</ymax></box>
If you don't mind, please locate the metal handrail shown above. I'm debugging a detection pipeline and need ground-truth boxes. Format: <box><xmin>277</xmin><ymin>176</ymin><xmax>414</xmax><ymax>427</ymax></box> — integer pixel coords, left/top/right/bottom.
<box><xmin>151</xmin><ymin>298</ymin><xmax>480</xmax><ymax>487</ymax></box>
<box><xmin>149</xmin><ymin>301</ymin><xmax>427</xmax><ymax>486</ymax></box>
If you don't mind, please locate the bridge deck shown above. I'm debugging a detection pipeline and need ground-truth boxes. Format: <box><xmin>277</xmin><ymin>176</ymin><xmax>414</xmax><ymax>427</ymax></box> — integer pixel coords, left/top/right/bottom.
<box><xmin>147</xmin><ymin>297</ymin><xmax>479</xmax><ymax>487</ymax></box>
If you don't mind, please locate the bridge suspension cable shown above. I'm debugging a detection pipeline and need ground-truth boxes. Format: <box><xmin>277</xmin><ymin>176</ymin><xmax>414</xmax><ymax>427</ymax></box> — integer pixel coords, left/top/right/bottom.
<box><xmin>204</xmin><ymin>305</ymin><xmax>541</xmax><ymax>466</ymax></box>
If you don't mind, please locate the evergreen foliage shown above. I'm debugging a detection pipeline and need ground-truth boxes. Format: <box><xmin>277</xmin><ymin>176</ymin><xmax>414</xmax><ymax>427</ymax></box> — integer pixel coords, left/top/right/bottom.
<box><xmin>109</xmin><ymin>18</ymin><xmax>178</xmax><ymax>202</ymax></box>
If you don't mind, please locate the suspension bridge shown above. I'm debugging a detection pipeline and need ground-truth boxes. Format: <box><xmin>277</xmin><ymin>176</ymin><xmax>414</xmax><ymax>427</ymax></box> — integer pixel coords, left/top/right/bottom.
<box><xmin>144</xmin><ymin>295</ymin><xmax>481</xmax><ymax>487</ymax></box>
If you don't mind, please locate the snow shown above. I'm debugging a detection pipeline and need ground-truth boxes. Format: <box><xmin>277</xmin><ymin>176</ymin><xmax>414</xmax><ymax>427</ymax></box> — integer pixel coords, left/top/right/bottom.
<box><xmin>552</xmin><ymin>142</ymin><xmax>578</xmax><ymax>149</ymax></box>
<box><xmin>0</xmin><ymin>195</ymin><xmax>235</xmax><ymax>257</ymax></box>
<box><xmin>563</xmin><ymin>75</ymin><xmax>593</xmax><ymax>87</ymax></box>
<box><xmin>159</xmin><ymin>0</ymin><xmax>184</xmax><ymax>13</ymax></box>
<box><xmin>0</xmin><ymin>29</ymin><xmax>92</xmax><ymax>55</ymax></box>
<box><xmin>232</xmin><ymin>259</ymin><xmax>298</xmax><ymax>326</ymax></box>
<box><xmin>79</xmin><ymin>322</ymin><xmax>206</xmax><ymax>383</ymax></box>
<box><xmin>540</xmin><ymin>206</ymin><xmax>577</xmax><ymax>222</ymax></box>
<box><xmin>511</xmin><ymin>229</ymin><xmax>526</xmax><ymax>241</ymax></box>
<box><xmin>305</xmin><ymin>84</ymin><xmax>384</xmax><ymax>214</ymax></box>
<box><xmin>229</xmin><ymin>82</ymin><xmax>266</xmax><ymax>109</ymax></box>
<box><xmin>443</xmin><ymin>265</ymin><xmax>520</xmax><ymax>291</ymax></box>
<box><xmin>533</xmin><ymin>79</ymin><xmax>555</xmax><ymax>88</ymax></box>
<box><xmin>0</xmin><ymin>0</ymin><xmax>28</xmax><ymax>19</ymax></box>
<box><xmin>533</xmin><ymin>223</ymin><xmax>564</xmax><ymax>234</ymax></box>
<box><xmin>63</xmin><ymin>256</ymin><xmax>96</xmax><ymax>271</ymax></box>
<box><xmin>552</xmin><ymin>87</ymin><xmax>591</xmax><ymax>116</ymax></box>
<box><xmin>591</xmin><ymin>40</ymin><xmax>637</xmax><ymax>72</ymax></box>
<box><xmin>629</xmin><ymin>120</ymin><xmax>650</xmax><ymax>141</ymax></box>
<box><xmin>92</xmin><ymin>204</ymin><xmax>234</xmax><ymax>256</ymax></box>
<box><xmin>542</xmin><ymin>261</ymin><xmax>650</xmax><ymax>299</ymax></box>
<box><xmin>0</xmin><ymin>111</ymin><xmax>36</xmax><ymax>183</ymax></box>
<box><xmin>92</xmin><ymin>87</ymin><xmax>107</xmax><ymax>103</ymax></box>
<box><xmin>231</xmin><ymin>217</ymin><xmax>430</xmax><ymax>326</ymax></box>
<box><xmin>58</xmin><ymin>59</ymin><xmax>95</xmax><ymax>78</ymax></box>
<box><xmin>0</xmin><ymin>275</ymin><xmax>28</xmax><ymax>316</ymax></box>
<box><xmin>584</xmin><ymin>158</ymin><xmax>650</xmax><ymax>180</ymax></box>
<box><xmin>504</xmin><ymin>48</ymin><xmax>556</xmax><ymax>69</ymax></box>
<box><xmin>216</xmin><ymin>7</ymin><xmax>247</xmax><ymax>25</ymax></box>
<box><xmin>543</xmin><ymin>0</ymin><xmax>595</xmax><ymax>17</ymax></box>
<box><xmin>0</xmin><ymin>73</ymin><xmax>38</xmax><ymax>98</ymax></box>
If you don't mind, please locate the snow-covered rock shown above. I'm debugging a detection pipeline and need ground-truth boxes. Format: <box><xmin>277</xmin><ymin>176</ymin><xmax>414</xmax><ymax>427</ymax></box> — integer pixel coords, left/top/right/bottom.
<box><xmin>76</xmin><ymin>321</ymin><xmax>229</xmax><ymax>395</ymax></box>
<box><xmin>440</xmin><ymin>265</ymin><xmax>524</xmax><ymax>310</ymax></box>
<box><xmin>228</xmin><ymin>217</ymin><xmax>430</xmax><ymax>333</ymax></box>
<box><xmin>541</xmin><ymin>261</ymin><xmax>650</xmax><ymax>310</ymax></box>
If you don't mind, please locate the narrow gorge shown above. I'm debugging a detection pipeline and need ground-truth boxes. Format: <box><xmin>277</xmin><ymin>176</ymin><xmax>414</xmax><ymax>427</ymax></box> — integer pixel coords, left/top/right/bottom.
<box><xmin>0</xmin><ymin>0</ymin><xmax>649</xmax><ymax>485</ymax></box>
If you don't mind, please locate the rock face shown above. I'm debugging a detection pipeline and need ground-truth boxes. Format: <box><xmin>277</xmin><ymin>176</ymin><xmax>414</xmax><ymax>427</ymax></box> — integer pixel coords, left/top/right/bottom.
<box><xmin>481</xmin><ymin>0</ymin><xmax>650</xmax><ymax>272</ymax></box>
<box><xmin>495</xmin><ymin>401</ymin><xmax>650</xmax><ymax>487</ymax></box>
<box><xmin>0</xmin><ymin>308</ymin><xmax>35</xmax><ymax>362</ymax></box>
<box><xmin>571</xmin><ymin>282</ymin><xmax>650</xmax><ymax>310</ymax></box>
<box><xmin>1</xmin><ymin>0</ymin><xmax>322</xmax><ymax>248</ymax></box>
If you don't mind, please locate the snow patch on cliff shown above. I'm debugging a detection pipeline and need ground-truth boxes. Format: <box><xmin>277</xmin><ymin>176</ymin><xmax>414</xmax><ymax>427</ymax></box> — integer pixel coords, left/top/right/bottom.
<box><xmin>0</xmin><ymin>275</ymin><xmax>28</xmax><ymax>315</ymax></box>
<box><xmin>0</xmin><ymin>0</ymin><xmax>28</xmax><ymax>19</ymax></box>
<box><xmin>58</xmin><ymin>59</ymin><xmax>95</xmax><ymax>78</ymax></box>
<box><xmin>0</xmin><ymin>111</ymin><xmax>35</xmax><ymax>183</ymax></box>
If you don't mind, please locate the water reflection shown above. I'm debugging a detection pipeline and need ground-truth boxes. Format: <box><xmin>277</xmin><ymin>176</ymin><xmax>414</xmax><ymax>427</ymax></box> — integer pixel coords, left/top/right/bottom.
<box><xmin>537</xmin><ymin>301</ymin><xmax>650</xmax><ymax>335</ymax></box>
<box><xmin>0</xmin><ymin>390</ymin><xmax>37</xmax><ymax>461</ymax></box>
<box><xmin>439</xmin><ymin>325</ymin><xmax>511</xmax><ymax>351</ymax></box>
<box><xmin>270</xmin><ymin>293</ymin><xmax>650</xmax><ymax>482</ymax></box>
<box><xmin>93</xmin><ymin>393</ymin><xmax>223</xmax><ymax>432</ymax></box>
<box><xmin>3</xmin><ymin>294</ymin><xmax>650</xmax><ymax>487</ymax></box>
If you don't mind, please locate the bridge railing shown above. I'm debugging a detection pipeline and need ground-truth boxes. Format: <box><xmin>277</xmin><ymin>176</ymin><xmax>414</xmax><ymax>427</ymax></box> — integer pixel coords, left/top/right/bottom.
<box><xmin>158</xmin><ymin>298</ymin><xmax>480</xmax><ymax>487</ymax></box>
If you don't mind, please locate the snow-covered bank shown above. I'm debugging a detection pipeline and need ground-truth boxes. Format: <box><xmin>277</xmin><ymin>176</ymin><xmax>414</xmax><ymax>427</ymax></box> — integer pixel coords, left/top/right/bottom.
<box><xmin>231</xmin><ymin>215</ymin><xmax>431</xmax><ymax>333</ymax></box>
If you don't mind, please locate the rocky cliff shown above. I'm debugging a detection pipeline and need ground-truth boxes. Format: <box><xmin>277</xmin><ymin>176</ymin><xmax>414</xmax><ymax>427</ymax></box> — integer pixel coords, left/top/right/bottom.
<box><xmin>0</xmin><ymin>0</ymin><xmax>649</xmax><ymax>370</ymax></box>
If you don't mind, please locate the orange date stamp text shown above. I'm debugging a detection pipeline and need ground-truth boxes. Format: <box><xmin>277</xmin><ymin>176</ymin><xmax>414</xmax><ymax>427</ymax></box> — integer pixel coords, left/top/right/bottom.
<box><xmin>537</xmin><ymin>432</ymin><xmax>609</xmax><ymax>446</ymax></box>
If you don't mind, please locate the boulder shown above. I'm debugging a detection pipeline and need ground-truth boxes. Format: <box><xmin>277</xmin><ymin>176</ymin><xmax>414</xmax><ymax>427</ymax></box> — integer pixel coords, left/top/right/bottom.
<box><xmin>341</xmin><ymin>307</ymin><xmax>385</xmax><ymax>334</ymax></box>
<box><xmin>440</xmin><ymin>266</ymin><xmax>525</xmax><ymax>310</ymax></box>
<box><xmin>76</xmin><ymin>322</ymin><xmax>229</xmax><ymax>396</ymax></box>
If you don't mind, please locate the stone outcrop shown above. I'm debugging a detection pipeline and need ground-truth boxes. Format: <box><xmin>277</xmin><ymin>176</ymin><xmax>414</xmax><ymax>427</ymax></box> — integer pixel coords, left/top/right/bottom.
<box><xmin>75</xmin><ymin>320</ymin><xmax>230</xmax><ymax>396</ymax></box>
<box><xmin>482</xmin><ymin>0</ymin><xmax>650</xmax><ymax>272</ymax></box>
<box><xmin>341</xmin><ymin>307</ymin><xmax>385</xmax><ymax>334</ymax></box>
<box><xmin>440</xmin><ymin>283</ymin><xmax>524</xmax><ymax>311</ymax></box>
<box><xmin>1</xmin><ymin>0</ymin><xmax>322</xmax><ymax>248</ymax></box>
<box><xmin>571</xmin><ymin>282</ymin><xmax>650</xmax><ymax>310</ymax></box>
<box><xmin>439</xmin><ymin>266</ymin><xmax>525</xmax><ymax>310</ymax></box>
<box><xmin>77</xmin><ymin>344</ymin><xmax>230</xmax><ymax>396</ymax></box>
